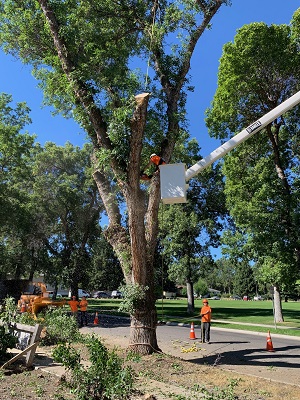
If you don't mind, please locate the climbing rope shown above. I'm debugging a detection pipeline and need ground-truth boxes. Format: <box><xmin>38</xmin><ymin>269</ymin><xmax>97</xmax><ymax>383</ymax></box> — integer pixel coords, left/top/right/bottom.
<box><xmin>160</xmin><ymin>201</ymin><xmax>165</xmax><ymax>321</ymax></box>
<box><xmin>144</xmin><ymin>0</ymin><xmax>160</xmax><ymax>90</ymax></box>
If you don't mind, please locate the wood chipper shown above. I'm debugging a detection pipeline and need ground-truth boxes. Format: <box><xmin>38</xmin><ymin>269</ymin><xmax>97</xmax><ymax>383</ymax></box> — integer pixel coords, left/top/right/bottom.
<box><xmin>18</xmin><ymin>282</ymin><xmax>66</xmax><ymax>318</ymax></box>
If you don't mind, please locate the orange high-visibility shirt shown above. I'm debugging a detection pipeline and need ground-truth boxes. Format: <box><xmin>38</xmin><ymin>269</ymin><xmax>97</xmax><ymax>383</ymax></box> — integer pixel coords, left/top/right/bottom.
<box><xmin>200</xmin><ymin>305</ymin><xmax>212</xmax><ymax>323</ymax></box>
<box><xmin>79</xmin><ymin>299</ymin><xmax>88</xmax><ymax>312</ymax></box>
<box><xmin>68</xmin><ymin>300</ymin><xmax>79</xmax><ymax>312</ymax></box>
<box><xmin>150</xmin><ymin>155</ymin><xmax>166</xmax><ymax>166</ymax></box>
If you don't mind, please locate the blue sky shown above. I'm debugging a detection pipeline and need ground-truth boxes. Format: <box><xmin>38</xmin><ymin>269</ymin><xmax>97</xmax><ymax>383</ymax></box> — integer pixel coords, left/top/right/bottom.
<box><xmin>0</xmin><ymin>1</ymin><xmax>299</xmax><ymax>158</ymax></box>
<box><xmin>1</xmin><ymin>2</ymin><xmax>299</xmax><ymax>261</ymax></box>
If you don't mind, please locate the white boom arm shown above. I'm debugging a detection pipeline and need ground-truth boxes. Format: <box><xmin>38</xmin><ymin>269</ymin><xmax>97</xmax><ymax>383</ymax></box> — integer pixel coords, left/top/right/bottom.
<box><xmin>160</xmin><ymin>90</ymin><xmax>300</xmax><ymax>204</ymax></box>
<box><xmin>185</xmin><ymin>90</ymin><xmax>300</xmax><ymax>182</ymax></box>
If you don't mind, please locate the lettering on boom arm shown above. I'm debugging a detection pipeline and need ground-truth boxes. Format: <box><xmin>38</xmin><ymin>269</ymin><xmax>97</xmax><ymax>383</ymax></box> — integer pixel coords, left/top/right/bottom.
<box><xmin>246</xmin><ymin>120</ymin><xmax>262</xmax><ymax>134</ymax></box>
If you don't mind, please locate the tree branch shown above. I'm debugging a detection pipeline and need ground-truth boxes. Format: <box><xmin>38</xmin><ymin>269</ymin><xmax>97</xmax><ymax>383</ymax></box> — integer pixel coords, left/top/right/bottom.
<box><xmin>128</xmin><ymin>93</ymin><xmax>150</xmax><ymax>185</ymax></box>
<box><xmin>37</xmin><ymin>0</ymin><xmax>111</xmax><ymax>151</ymax></box>
<box><xmin>179</xmin><ymin>1</ymin><xmax>225</xmax><ymax>90</ymax></box>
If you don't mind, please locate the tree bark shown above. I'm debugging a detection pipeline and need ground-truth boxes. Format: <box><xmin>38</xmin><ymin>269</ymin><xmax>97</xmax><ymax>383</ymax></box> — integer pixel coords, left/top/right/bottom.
<box><xmin>273</xmin><ymin>286</ymin><xmax>284</xmax><ymax>323</ymax></box>
<box><xmin>186</xmin><ymin>280</ymin><xmax>195</xmax><ymax>314</ymax></box>
<box><xmin>130</xmin><ymin>307</ymin><xmax>160</xmax><ymax>354</ymax></box>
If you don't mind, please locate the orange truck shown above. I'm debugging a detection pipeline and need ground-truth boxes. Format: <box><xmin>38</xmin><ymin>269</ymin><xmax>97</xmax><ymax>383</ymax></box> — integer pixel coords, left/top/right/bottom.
<box><xmin>18</xmin><ymin>282</ymin><xmax>66</xmax><ymax>318</ymax></box>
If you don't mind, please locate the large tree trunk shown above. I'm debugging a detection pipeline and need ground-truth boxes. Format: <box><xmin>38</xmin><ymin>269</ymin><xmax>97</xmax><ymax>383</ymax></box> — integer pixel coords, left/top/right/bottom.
<box><xmin>92</xmin><ymin>93</ymin><xmax>161</xmax><ymax>354</ymax></box>
<box><xmin>273</xmin><ymin>286</ymin><xmax>284</xmax><ymax>323</ymax></box>
<box><xmin>186</xmin><ymin>280</ymin><xmax>195</xmax><ymax>314</ymax></box>
<box><xmin>129</xmin><ymin>289</ymin><xmax>160</xmax><ymax>354</ymax></box>
<box><xmin>123</xmin><ymin>95</ymin><xmax>161</xmax><ymax>354</ymax></box>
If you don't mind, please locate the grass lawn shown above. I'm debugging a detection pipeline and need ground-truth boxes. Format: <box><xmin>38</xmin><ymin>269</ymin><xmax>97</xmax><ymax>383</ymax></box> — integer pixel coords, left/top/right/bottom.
<box><xmin>86</xmin><ymin>297</ymin><xmax>300</xmax><ymax>336</ymax></box>
<box><xmin>157</xmin><ymin>298</ymin><xmax>300</xmax><ymax>335</ymax></box>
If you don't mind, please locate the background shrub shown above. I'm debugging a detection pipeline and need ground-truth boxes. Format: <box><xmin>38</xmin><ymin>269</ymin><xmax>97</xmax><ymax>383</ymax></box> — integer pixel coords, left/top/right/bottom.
<box><xmin>40</xmin><ymin>307</ymin><xmax>80</xmax><ymax>345</ymax></box>
<box><xmin>0</xmin><ymin>325</ymin><xmax>18</xmax><ymax>359</ymax></box>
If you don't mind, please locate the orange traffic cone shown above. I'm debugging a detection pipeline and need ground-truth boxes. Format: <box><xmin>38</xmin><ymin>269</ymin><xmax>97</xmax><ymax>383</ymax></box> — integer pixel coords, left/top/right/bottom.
<box><xmin>189</xmin><ymin>322</ymin><xmax>196</xmax><ymax>340</ymax></box>
<box><xmin>266</xmin><ymin>330</ymin><xmax>274</xmax><ymax>352</ymax></box>
<box><xmin>20</xmin><ymin>300</ymin><xmax>27</xmax><ymax>313</ymax></box>
<box><xmin>93</xmin><ymin>311</ymin><xmax>99</xmax><ymax>325</ymax></box>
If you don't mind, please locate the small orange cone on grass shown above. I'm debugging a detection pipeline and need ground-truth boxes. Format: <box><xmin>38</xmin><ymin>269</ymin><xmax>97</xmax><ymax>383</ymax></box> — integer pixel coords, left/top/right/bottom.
<box><xmin>266</xmin><ymin>330</ymin><xmax>274</xmax><ymax>352</ymax></box>
<box><xmin>93</xmin><ymin>311</ymin><xmax>99</xmax><ymax>325</ymax></box>
<box><xmin>189</xmin><ymin>322</ymin><xmax>196</xmax><ymax>340</ymax></box>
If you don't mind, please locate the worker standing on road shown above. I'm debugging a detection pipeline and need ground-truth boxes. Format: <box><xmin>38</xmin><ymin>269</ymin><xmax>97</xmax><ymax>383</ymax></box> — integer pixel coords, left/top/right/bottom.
<box><xmin>68</xmin><ymin>295</ymin><xmax>80</xmax><ymax>318</ymax></box>
<box><xmin>200</xmin><ymin>299</ymin><xmax>212</xmax><ymax>343</ymax></box>
<box><xmin>79</xmin><ymin>296</ymin><xmax>88</xmax><ymax>327</ymax></box>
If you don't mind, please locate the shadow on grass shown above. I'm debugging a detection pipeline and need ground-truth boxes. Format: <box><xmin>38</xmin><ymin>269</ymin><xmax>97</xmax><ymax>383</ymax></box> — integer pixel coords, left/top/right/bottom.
<box><xmin>157</xmin><ymin>303</ymin><xmax>300</xmax><ymax>325</ymax></box>
<box><xmin>87</xmin><ymin>299</ymin><xmax>300</xmax><ymax>328</ymax></box>
<box><xmin>211</xmin><ymin>307</ymin><xmax>273</xmax><ymax>320</ymax></box>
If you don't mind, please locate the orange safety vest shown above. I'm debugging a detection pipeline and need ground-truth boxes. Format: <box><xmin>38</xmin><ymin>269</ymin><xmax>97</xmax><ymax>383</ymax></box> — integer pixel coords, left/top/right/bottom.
<box><xmin>79</xmin><ymin>299</ymin><xmax>88</xmax><ymax>312</ymax></box>
<box><xmin>68</xmin><ymin>300</ymin><xmax>79</xmax><ymax>312</ymax></box>
<box><xmin>150</xmin><ymin>155</ymin><xmax>166</xmax><ymax>166</ymax></box>
<box><xmin>200</xmin><ymin>305</ymin><xmax>212</xmax><ymax>323</ymax></box>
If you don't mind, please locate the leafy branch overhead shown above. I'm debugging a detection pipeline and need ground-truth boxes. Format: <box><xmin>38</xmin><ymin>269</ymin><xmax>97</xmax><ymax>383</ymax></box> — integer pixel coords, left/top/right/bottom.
<box><xmin>0</xmin><ymin>0</ymin><xmax>230</xmax><ymax>353</ymax></box>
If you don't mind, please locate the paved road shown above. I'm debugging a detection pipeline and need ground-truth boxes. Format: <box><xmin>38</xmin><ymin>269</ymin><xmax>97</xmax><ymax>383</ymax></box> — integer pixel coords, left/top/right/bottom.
<box><xmin>83</xmin><ymin>315</ymin><xmax>300</xmax><ymax>387</ymax></box>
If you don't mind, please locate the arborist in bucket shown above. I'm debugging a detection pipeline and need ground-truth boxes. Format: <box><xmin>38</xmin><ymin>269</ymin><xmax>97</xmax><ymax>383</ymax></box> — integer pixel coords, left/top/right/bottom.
<box><xmin>140</xmin><ymin>153</ymin><xmax>166</xmax><ymax>181</ymax></box>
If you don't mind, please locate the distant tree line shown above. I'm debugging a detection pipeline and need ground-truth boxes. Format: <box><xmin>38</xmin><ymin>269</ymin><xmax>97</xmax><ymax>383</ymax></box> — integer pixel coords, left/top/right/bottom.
<box><xmin>0</xmin><ymin>93</ymin><xmax>123</xmax><ymax>295</ymax></box>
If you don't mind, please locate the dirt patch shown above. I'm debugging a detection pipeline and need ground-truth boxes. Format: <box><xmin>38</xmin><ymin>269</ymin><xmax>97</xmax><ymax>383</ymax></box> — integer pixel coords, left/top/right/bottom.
<box><xmin>98</xmin><ymin>333</ymin><xmax>300</xmax><ymax>400</ymax></box>
<box><xmin>0</xmin><ymin>362</ymin><xmax>74</xmax><ymax>400</ymax></box>
<box><xmin>1</xmin><ymin>335</ymin><xmax>300</xmax><ymax>400</ymax></box>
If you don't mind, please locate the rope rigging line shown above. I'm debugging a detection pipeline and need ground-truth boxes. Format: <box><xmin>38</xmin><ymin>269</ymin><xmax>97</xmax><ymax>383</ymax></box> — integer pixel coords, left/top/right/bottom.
<box><xmin>144</xmin><ymin>0</ymin><xmax>160</xmax><ymax>90</ymax></box>
<box><xmin>160</xmin><ymin>201</ymin><xmax>164</xmax><ymax>321</ymax></box>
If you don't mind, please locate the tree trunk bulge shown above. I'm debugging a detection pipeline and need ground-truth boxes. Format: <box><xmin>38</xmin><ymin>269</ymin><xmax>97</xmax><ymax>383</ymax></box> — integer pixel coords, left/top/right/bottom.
<box><xmin>129</xmin><ymin>309</ymin><xmax>161</xmax><ymax>354</ymax></box>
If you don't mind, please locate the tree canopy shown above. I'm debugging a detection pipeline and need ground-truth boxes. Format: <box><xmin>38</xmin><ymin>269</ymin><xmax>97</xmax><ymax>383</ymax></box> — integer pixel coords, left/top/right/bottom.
<box><xmin>31</xmin><ymin>141</ymin><xmax>104</xmax><ymax>295</ymax></box>
<box><xmin>0</xmin><ymin>119</ymin><xmax>114</xmax><ymax>292</ymax></box>
<box><xmin>0</xmin><ymin>93</ymin><xmax>38</xmax><ymax>279</ymax></box>
<box><xmin>206</xmin><ymin>20</ymin><xmax>300</xmax><ymax>321</ymax></box>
